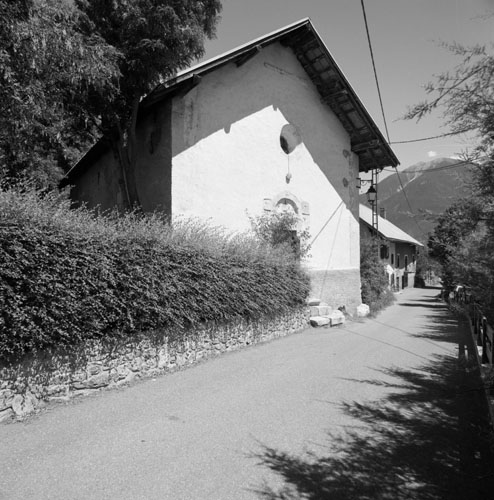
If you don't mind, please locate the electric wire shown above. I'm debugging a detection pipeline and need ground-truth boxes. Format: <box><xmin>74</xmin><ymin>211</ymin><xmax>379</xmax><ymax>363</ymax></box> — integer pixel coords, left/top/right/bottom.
<box><xmin>382</xmin><ymin>158</ymin><xmax>476</xmax><ymax>174</ymax></box>
<box><xmin>319</xmin><ymin>203</ymin><xmax>345</xmax><ymax>299</ymax></box>
<box><xmin>309</xmin><ymin>200</ymin><xmax>344</xmax><ymax>247</ymax></box>
<box><xmin>360</xmin><ymin>0</ymin><xmax>426</xmax><ymax>240</ymax></box>
<box><xmin>389</xmin><ymin>129</ymin><xmax>471</xmax><ymax>144</ymax></box>
<box><xmin>360</xmin><ymin>0</ymin><xmax>463</xmax><ymax>242</ymax></box>
<box><xmin>360</xmin><ymin>0</ymin><xmax>390</xmax><ymax>143</ymax></box>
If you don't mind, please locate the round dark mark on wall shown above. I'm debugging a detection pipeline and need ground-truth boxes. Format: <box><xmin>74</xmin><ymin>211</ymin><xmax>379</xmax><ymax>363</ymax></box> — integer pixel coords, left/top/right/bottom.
<box><xmin>342</xmin><ymin>177</ymin><xmax>349</xmax><ymax>187</ymax></box>
<box><xmin>280</xmin><ymin>124</ymin><xmax>302</xmax><ymax>154</ymax></box>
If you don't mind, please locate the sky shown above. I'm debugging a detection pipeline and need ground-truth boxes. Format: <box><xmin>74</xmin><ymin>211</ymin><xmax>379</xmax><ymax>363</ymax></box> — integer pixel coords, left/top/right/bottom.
<box><xmin>200</xmin><ymin>0</ymin><xmax>494</xmax><ymax>173</ymax></box>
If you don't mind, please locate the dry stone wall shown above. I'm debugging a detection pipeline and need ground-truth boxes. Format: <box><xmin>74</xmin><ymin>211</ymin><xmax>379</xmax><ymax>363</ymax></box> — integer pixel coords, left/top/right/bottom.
<box><xmin>0</xmin><ymin>310</ymin><xmax>308</xmax><ymax>422</ymax></box>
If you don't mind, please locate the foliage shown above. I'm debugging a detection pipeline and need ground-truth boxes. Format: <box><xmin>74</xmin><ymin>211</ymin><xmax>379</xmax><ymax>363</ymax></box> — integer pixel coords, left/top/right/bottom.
<box><xmin>0</xmin><ymin>182</ymin><xmax>310</xmax><ymax>360</ymax></box>
<box><xmin>405</xmin><ymin>42</ymin><xmax>494</xmax><ymax>159</ymax></box>
<box><xmin>428</xmin><ymin>198</ymin><xmax>482</xmax><ymax>264</ymax></box>
<box><xmin>407</xmin><ymin>35</ymin><xmax>494</xmax><ymax>319</ymax></box>
<box><xmin>426</xmin><ymin>170</ymin><xmax>494</xmax><ymax>319</ymax></box>
<box><xmin>413</xmin><ymin>249</ymin><xmax>441</xmax><ymax>287</ymax></box>
<box><xmin>360</xmin><ymin>238</ymin><xmax>394</xmax><ymax>314</ymax></box>
<box><xmin>0</xmin><ymin>0</ymin><xmax>121</xmax><ymax>185</ymax></box>
<box><xmin>75</xmin><ymin>0</ymin><xmax>223</xmax><ymax>206</ymax></box>
<box><xmin>249</xmin><ymin>210</ymin><xmax>311</xmax><ymax>261</ymax></box>
<box><xmin>0</xmin><ymin>1</ymin><xmax>222</xmax><ymax>190</ymax></box>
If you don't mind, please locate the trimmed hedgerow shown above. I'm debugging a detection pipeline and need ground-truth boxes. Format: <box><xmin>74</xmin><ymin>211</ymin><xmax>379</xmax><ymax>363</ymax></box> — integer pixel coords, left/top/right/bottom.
<box><xmin>0</xmin><ymin>184</ymin><xmax>310</xmax><ymax>359</ymax></box>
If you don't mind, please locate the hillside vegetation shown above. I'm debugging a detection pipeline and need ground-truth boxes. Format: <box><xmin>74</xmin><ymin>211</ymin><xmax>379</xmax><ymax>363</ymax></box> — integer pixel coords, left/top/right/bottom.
<box><xmin>0</xmin><ymin>184</ymin><xmax>310</xmax><ymax>360</ymax></box>
<box><xmin>361</xmin><ymin>157</ymin><xmax>474</xmax><ymax>242</ymax></box>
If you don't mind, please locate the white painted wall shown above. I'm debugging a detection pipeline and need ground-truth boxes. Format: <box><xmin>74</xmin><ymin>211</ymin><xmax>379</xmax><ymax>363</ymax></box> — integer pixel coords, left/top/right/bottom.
<box><xmin>170</xmin><ymin>43</ymin><xmax>360</xmax><ymax>272</ymax></box>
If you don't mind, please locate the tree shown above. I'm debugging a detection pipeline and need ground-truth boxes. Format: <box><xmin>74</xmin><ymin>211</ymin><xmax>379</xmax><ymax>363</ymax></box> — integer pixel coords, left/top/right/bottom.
<box><xmin>414</xmin><ymin>250</ymin><xmax>441</xmax><ymax>287</ymax></box>
<box><xmin>360</xmin><ymin>238</ymin><xmax>393</xmax><ymax>313</ymax></box>
<box><xmin>407</xmin><ymin>37</ymin><xmax>494</xmax><ymax>312</ymax></box>
<box><xmin>1</xmin><ymin>0</ymin><xmax>222</xmax><ymax>191</ymax></box>
<box><xmin>75</xmin><ymin>0</ymin><xmax>222</xmax><ymax>207</ymax></box>
<box><xmin>406</xmin><ymin>42</ymin><xmax>494</xmax><ymax>159</ymax></box>
<box><xmin>0</xmin><ymin>0</ymin><xmax>121</xmax><ymax>185</ymax></box>
<box><xmin>428</xmin><ymin>198</ymin><xmax>483</xmax><ymax>264</ymax></box>
<box><xmin>427</xmin><ymin>198</ymin><xmax>483</xmax><ymax>291</ymax></box>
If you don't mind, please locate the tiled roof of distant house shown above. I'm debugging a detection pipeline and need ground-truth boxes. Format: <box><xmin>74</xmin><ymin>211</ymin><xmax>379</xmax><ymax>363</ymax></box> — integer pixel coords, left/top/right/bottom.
<box><xmin>360</xmin><ymin>204</ymin><xmax>423</xmax><ymax>246</ymax></box>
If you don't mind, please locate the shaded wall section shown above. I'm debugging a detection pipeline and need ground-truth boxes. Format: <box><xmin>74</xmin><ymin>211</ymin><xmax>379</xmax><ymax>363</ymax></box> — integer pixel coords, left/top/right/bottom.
<box><xmin>69</xmin><ymin>101</ymin><xmax>172</xmax><ymax>215</ymax></box>
<box><xmin>69</xmin><ymin>145</ymin><xmax>124</xmax><ymax>212</ymax></box>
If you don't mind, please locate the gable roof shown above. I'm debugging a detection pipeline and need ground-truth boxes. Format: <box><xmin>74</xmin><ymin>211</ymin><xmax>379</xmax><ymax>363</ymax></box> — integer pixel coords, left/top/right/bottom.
<box><xmin>360</xmin><ymin>204</ymin><xmax>423</xmax><ymax>247</ymax></box>
<box><xmin>63</xmin><ymin>18</ymin><xmax>399</xmax><ymax>185</ymax></box>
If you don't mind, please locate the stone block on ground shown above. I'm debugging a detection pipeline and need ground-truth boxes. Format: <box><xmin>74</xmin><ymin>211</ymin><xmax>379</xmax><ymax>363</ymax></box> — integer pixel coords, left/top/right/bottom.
<box><xmin>329</xmin><ymin>310</ymin><xmax>345</xmax><ymax>326</ymax></box>
<box><xmin>309</xmin><ymin>316</ymin><xmax>330</xmax><ymax>327</ymax></box>
<box><xmin>309</xmin><ymin>305</ymin><xmax>333</xmax><ymax>317</ymax></box>
<box><xmin>307</xmin><ymin>297</ymin><xmax>321</xmax><ymax>306</ymax></box>
<box><xmin>357</xmin><ymin>303</ymin><xmax>370</xmax><ymax>318</ymax></box>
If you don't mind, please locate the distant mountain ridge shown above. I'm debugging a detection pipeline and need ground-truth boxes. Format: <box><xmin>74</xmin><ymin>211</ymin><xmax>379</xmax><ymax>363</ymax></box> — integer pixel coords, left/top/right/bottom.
<box><xmin>360</xmin><ymin>157</ymin><xmax>474</xmax><ymax>243</ymax></box>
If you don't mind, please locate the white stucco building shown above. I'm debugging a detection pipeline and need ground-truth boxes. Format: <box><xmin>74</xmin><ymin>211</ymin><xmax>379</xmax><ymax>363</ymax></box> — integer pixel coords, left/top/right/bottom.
<box><xmin>65</xmin><ymin>19</ymin><xmax>399</xmax><ymax>313</ymax></box>
<box><xmin>360</xmin><ymin>204</ymin><xmax>423</xmax><ymax>290</ymax></box>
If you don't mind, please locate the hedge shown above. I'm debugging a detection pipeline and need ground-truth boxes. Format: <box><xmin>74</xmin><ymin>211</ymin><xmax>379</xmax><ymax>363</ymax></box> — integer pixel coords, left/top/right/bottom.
<box><xmin>360</xmin><ymin>238</ymin><xmax>394</xmax><ymax>314</ymax></box>
<box><xmin>0</xmin><ymin>185</ymin><xmax>310</xmax><ymax>359</ymax></box>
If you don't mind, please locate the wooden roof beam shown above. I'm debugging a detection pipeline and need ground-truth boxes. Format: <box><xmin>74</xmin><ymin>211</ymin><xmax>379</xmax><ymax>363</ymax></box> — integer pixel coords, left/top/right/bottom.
<box><xmin>352</xmin><ymin>139</ymin><xmax>380</xmax><ymax>153</ymax></box>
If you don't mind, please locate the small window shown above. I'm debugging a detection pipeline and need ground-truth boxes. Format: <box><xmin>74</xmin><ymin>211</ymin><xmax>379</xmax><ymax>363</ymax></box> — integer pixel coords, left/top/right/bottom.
<box><xmin>391</xmin><ymin>254</ymin><xmax>394</xmax><ymax>265</ymax></box>
<box><xmin>405</xmin><ymin>255</ymin><xmax>409</xmax><ymax>271</ymax></box>
<box><xmin>397</xmin><ymin>254</ymin><xmax>400</xmax><ymax>268</ymax></box>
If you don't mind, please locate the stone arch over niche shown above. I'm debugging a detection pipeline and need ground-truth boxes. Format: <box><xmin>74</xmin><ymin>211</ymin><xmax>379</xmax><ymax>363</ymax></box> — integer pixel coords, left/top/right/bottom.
<box><xmin>276</xmin><ymin>197</ymin><xmax>299</xmax><ymax>215</ymax></box>
<box><xmin>263</xmin><ymin>191</ymin><xmax>310</xmax><ymax>230</ymax></box>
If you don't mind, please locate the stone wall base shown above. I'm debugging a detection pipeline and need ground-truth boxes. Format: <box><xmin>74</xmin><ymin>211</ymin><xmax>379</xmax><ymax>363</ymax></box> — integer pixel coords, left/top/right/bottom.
<box><xmin>0</xmin><ymin>310</ymin><xmax>308</xmax><ymax>422</ymax></box>
<box><xmin>308</xmin><ymin>268</ymin><xmax>362</xmax><ymax>314</ymax></box>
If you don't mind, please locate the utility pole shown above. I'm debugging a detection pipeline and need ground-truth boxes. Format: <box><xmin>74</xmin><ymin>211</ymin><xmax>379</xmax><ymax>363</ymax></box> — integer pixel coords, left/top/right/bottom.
<box><xmin>371</xmin><ymin>168</ymin><xmax>379</xmax><ymax>238</ymax></box>
<box><xmin>359</xmin><ymin>168</ymin><xmax>380</xmax><ymax>255</ymax></box>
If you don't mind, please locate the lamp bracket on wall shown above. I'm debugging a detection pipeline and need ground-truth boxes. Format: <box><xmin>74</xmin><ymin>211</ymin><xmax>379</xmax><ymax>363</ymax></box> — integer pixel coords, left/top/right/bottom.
<box><xmin>356</xmin><ymin>177</ymin><xmax>372</xmax><ymax>190</ymax></box>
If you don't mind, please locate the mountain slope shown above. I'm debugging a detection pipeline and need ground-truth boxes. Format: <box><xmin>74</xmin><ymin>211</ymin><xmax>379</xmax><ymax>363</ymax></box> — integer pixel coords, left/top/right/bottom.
<box><xmin>360</xmin><ymin>157</ymin><xmax>474</xmax><ymax>243</ymax></box>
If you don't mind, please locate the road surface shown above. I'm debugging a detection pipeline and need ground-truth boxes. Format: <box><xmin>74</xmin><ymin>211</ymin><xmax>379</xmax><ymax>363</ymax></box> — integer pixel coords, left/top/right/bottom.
<box><xmin>1</xmin><ymin>287</ymin><xmax>493</xmax><ymax>499</ymax></box>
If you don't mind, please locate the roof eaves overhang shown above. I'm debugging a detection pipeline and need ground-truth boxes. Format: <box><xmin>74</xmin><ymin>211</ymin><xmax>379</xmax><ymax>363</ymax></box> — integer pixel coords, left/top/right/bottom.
<box><xmin>142</xmin><ymin>18</ymin><xmax>314</xmax><ymax>108</ymax></box>
<box><xmin>278</xmin><ymin>22</ymin><xmax>399</xmax><ymax>172</ymax></box>
<box><xmin>145</xmin><ymin>19</ymin><xmax>399</xmax><ymax>173</ymax></box>
<box><xmin>360</xmin><ymin>218</ymin><xmax>423</xmax><ymax>247</ymax></box>
<box><xmin>63</xmin><ymin>18</ymin><xmax>398</xmax><ymax>185</ymax></box>
<box><xmin>387</xmin><ymin>237</ymin><xmax>423</xmax><ymax>247</ymax></box>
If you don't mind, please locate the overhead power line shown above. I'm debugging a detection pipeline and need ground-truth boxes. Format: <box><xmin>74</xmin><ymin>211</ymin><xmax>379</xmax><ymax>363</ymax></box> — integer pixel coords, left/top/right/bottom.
<box><xmin>389</xmin><ymin>129</ymin><xmax>471</xmax><ymax>144</ymax></box>
<box><xmin>360</xmin><ymin>0</ymin><xmax>427</xmax><ymax>241</ymax></box>
<box><xmin>360</xmin><ymin>0</ymin><xmax>390</xmax><ymax>143</ymax></box>
<box><xmin>382</xmin><ymin>158</ymin><xmax>477</xmax><ymax>174</ymax></box>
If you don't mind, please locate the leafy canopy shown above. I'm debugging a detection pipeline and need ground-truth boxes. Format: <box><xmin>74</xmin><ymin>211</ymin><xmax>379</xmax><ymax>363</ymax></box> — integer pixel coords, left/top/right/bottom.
<box><xmin>0</xmin><ymin>0</ymin><xmax>222</xmax><ymax>189</ymax></box>
<box><xmin>406</xmin><ymin>42</ymin><xmax>494</xmax><ymax>158</ymax></box>
<box><xmin>408</xmin><ymin>31</ymin><xmax>494</xmax><ymax>318</ymax></box>
<box><xmin>0</xmin><ymin>0</ymin><xmax>121</xmax><ymax>185</ymax></box>
<box><xmin>74</xmin><ymin>0</ymin><xmax>222</xmax><ymax>206</ymax></box>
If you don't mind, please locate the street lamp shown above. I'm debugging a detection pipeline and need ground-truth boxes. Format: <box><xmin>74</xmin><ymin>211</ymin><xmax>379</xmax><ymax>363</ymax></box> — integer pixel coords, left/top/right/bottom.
<box><xmin>366</xmin><ymin>184</ymin><xmax>377</xmax><ymax>204</ymax></box>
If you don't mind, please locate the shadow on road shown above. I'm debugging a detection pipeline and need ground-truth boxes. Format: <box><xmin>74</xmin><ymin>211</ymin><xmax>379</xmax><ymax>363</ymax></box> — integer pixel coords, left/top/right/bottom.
<box><xmin>399</xmin><ymin>295</ymin><xmax>446</xmax><ymax>309</ymax></box>
<box><xmin>253</xmin><ymin>303</ymin><xmax>494</xmax><ymax>499</ymax></box>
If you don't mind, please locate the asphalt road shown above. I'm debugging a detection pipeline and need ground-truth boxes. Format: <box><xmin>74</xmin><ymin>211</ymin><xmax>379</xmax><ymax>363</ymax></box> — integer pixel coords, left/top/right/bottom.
<box><xmin>1</xmin><ymin>287</ymin><xmax>493</xmax><ymax>499</ymax></box>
